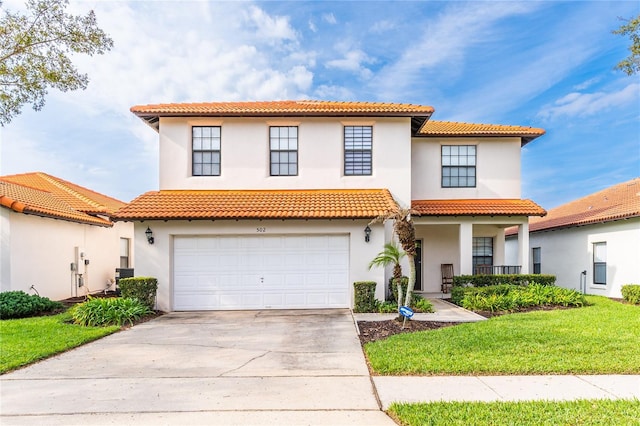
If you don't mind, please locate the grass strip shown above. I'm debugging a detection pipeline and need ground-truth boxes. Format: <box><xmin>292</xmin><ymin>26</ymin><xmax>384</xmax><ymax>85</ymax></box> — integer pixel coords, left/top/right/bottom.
<box><xmin>388</xmin><ymin>399</ymin><xmax>640</xmax><ymax>426</ymax></box>
<box><xmin>365</xmin><ymin>296</ymin><xmax>640</xmax><ymax>375</ymax></box>
<box><xmin>0</xmin><ymin>312</ymin><xmax>119</xmax><ymax>374</ymax></box>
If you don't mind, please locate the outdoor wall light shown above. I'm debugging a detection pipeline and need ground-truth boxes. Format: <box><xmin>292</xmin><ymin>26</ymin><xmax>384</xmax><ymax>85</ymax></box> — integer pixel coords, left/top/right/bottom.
<box><xmin>145</xmin><ymin>227</ymin><xmax>154</xmax><ymax>244</ymax></box>
<box><xmin>364</xmin><ymin>225</ymin><xmax>371</xmax><ymax>243</ymax></box>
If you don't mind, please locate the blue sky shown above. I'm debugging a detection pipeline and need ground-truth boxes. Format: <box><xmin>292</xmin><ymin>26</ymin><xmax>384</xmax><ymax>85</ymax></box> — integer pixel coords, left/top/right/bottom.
<box><xmin>1</xmin><ymin>0</ymin><xmax>639</xmax><ymax>209</ymax></box>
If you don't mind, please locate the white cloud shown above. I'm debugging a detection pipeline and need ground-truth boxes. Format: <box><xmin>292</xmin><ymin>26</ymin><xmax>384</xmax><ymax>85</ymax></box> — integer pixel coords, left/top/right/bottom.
<box><xmin>538</xmin><ymin>83</ymin><xmax>640</xmax><ymax>120</ymax></box>
<box><xmin>308</xmin><ymin>19</ymin><xmax>317</xmax><ymax>32</ymax></box>
<box><xmin>326</xmin><ymin>49</ymin><xmax>374</xmax><ymax>79</ymax></box>
<box><xmin>573</xmin><ymin>76</ymin><xmax>603</xmax><ymax>91</ymax></box>
<box><xmin>322</xmin><ymin>13</ymin><xmax>337</xmax><ymax>25</ymax></box>
<box><xmin>371</xmin><ymin>20</ymin><xmax>395</xmax><ymax>33</ymax></box>
<box><xmin>245</xmin><ymin>5</ymin><xmax>298</xmax><ymax>43</ymax></box>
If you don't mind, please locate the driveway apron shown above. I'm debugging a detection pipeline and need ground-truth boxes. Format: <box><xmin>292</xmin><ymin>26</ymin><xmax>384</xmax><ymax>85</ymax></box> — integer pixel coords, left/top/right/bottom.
<box><xmin>1</xmin><ymin>309</ymin><xmax>395</xmax><ymax>425</ymax></box>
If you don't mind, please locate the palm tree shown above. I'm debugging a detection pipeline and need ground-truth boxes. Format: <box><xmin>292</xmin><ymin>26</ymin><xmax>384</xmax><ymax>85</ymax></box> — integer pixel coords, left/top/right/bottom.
<box><xmin>370</xmin><ymin>207</ymin><xmax>417</xmax><ymax>309</ymax></box>
<box><xmin>368</xmin><ymin>242</ymin><xmax>406</xmax><ymax>282</ymax></box>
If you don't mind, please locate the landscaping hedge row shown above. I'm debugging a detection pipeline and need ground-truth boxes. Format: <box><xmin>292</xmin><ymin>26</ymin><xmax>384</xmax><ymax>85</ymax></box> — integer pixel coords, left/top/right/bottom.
<box><xmin>0</xmin><ymin>291</ymin><xmax>63</xmax><ymax>319</ymax></box>
<box><xmin>453</xmin><ymin>274</ymin><xmax>556</xmax><ymax>288</ymax></box>
<box><xmin>455</xmin><ymin>284</ymin><xmax>586</xmax><ymax>312</ymax></box>
<box><xmin>353</xmin><ymin>281</ymin><xmax>377</xmax><ymax>313</ymax></box>
<box><xmin>621</xmin><ymin>284</ymin><xmax>640</xmax><ymax>305</ymax></box>
<box><xmin>118</xmin><ymin>277</ymin><xmax>158</xmax><ymax>310</ymax></box>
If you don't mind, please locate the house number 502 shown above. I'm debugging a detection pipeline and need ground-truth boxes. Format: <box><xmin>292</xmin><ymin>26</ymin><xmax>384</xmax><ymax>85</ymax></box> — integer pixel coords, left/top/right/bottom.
<box><xmin>257</xmin><ymin>227</ymin><xmax>266</xmax><ymax>233</ymax></box>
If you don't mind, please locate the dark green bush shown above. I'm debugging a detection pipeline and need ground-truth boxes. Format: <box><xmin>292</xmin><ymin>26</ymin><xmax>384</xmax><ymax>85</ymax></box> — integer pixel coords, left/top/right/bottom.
<box><xmin>375</xmin><ymin>300</ymin><xmax>398</xmax><ymax>313</ymax></box>
<box><xmin>118</xmin><ymin>277</ymin><xmax>158</xmax><ymax>310</ymax></box>
<box><xmin>412</xmin><ymin>296</ymin><xmax>434</xmax><ymax>313</ymax></box>
<box><xmin>456</xmin><ymin>284</ymin><xmax>586</xmax><ymax>312</ymax></box>
<box><xmin>353</xmin><ymin>281</ymin><xmax>377</xmax><ymax>313</ymax></box>
<box><xmin>70</xmin><ymin>297</ymin><xmax>153</xmax><ymax>326</ymax></box>
<box><xmin>621</xmin><ymin>284</ymin><xmax>640</xmax><ymax>305</ymax></box>
<box><xmin>453</xmin><ymin>274</ymin><xmax>556</xmax><ymax>288</ymax></box>
<box><xmin>0</xmin><ymin>291</ymin><xmax>64</xmax><ymax>319</ymax></box>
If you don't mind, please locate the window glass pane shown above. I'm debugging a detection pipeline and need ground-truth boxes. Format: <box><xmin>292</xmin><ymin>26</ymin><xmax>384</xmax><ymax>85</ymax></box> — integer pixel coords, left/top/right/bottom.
<box><xmin>202</xmin><ymin>127</ymin><xmax>211</xmax><ymax>137</ymax></box>
<box><xmin>202</xmin><ymin>164</ymin><xmax>212</xmax><ymax>175</ymax></box>
<box><xmin>193</xmin><ymin>164</ymin><xmax>202</xmax><ymax>175</ymax></box>
<box><xmin>594</xmin><ymin>243</ymin><xmax>606</xmax><ymax>262</ymax></box>
<box><xmin>594</xmin><ymin>264</ymin><xmax>606</xmax><ymax>284</ymax></box>
<box><xmin>290</xmin><ymin>127</ymin><xmax>297</xmax><ymax>137</ymax></box>
<box><xmin>442</xmin><ymin>146</ymin><xmax>450</xmax><ymax>155</ymax></box>
<box><xmin>211</xmin><ymin>127</ymin><xmax>220</xmax><ymax>137</ymax></box>
<box><xmin>270</xmin><ymin>127</ymin><xmax>279</xmax><ymax>138</ymax></box>
<box><xmin>442</xmin><ymin>177</ymin><xmax>450</xmax><ymax>186</ymax></box>
<box><xmin>193</xmin><ymin>127</ymin><xmax>202</xmax><ymax>137</ymax></box>
<box><xmin>212</xmin><ymin>139</ymin><xmax>220</xmax><ymax>150</ymax></box>
<box><xmin>193</xmin><ymin>138</ymin><xmax>202</xmax><ymax>150</ymax></box>
<box><xmin>212</xmin><ymin>152</ymin><xmax>220</xmax><ymax>164</ymax></box>
<box><xmin>271</xmin><ymin>164</ymin><xmax>279</xmax><ymax>175</ymax></box>
<box><xmin>289</xmin><ymin>164</ymin><xmax>297</xmax><ymax>175</ymax></box>
<box><xmin>211</xmin><ymin>164</ymin><xmax>220</xmax><ymax>176</ymax></box>
<box><xmin>120</xmin><ymin>238</ymin><xmax>129</xmax><ymax>256</ymax></box>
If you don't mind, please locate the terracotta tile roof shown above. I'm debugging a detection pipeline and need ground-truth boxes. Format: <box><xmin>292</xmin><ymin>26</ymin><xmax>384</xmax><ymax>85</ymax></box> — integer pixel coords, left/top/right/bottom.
<box><xmin>527</xmin><ymin>178</ymin><xmax>640</xmax><ymax>233</ymax></box>
<box><xmin>130</xmin><ymin>100</ymin><xmax>434</xmax><ymax>132</ymax></box>
<box><xmin>412</xmin><ymin>199</ymin><xmax>546</xmax><ymax>217</ymax></box>
<box><xmin>0</xmin><ymin>180</ymin><xmax>113</xmax><ymax>227</ymax></box>
<box><xmin>1</xmin><ymin>172</ymin><xmax>126</xmax><ymax>216</ymax></box>
<box><xmin>418</xmin><ymin>120</ymin><xmax>545</xmax><ymax>145</ymax></box>
<box><xmin>114</xmin><ymin>189</ymin><xmax>397</xmax><ymax>220</ymax></box>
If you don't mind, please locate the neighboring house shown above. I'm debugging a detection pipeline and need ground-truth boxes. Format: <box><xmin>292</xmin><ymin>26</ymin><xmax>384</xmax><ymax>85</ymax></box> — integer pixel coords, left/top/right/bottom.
<box><xmin>506</xmin><ymin>178</ymin><xmax>640</xmax><ymax>298</ymax></box>
<box><xmin>115</xmin><ymin>100</ymin><xmax>546</xmax><ymax>312</ymax></box>
<box><xmin>0</xmin><ymin>172</ymin><xmax>134</xmax><ymax>300</ymax></box>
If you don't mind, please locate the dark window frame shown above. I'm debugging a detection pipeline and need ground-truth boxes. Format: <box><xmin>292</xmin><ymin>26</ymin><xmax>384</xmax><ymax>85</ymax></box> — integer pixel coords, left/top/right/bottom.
<box><xmin>532</xmin><ymin>247</ymin><xmax>541</xmax><ymax>274</ymax></box>
<box><xmin>269</xmin><ymin>126</ymin><xmax>299</xmax><ymax>176</ymax></box>
<box><xmin>593</xmin><ymin>242</ymin><xmax>606</xmax><ymax>285</ymax></box>
<box><xmin>344</xmin><ymin>125</ymin><xmax>372</xmax><ymax>176</ymax></box>
<box><xmin>472</xmin><ymin>236</ymin><xmax>493</xmax><ymax>274</ymax></box>
<box><xmin>119</xmin><ymin>237</ymin><xmax>130</xmax><ymax>269</ymax></box>
<box><xmin>192</xmin><ymin>126</ymin><xmax>221</xmax><ymax>176</ymax></box>
<box><xmin>442</xmin><ymin>145</ymin><xmax>476</xmax><ymax>188</ymax></box>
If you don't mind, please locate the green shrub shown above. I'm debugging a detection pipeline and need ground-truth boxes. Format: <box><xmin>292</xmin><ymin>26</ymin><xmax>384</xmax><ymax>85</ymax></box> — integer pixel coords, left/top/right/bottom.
<box><xmin>0</xmin><ymin>291</ymin><xmax>64</xmax><ymax>319</ymax></box>
<box><xmin>621</xmin><ymin>284</ymin><xmax>640</xmax><ymax>305</ymax></box>
<box><xmin>413</xmin><ymin>296</ymin><xmax>434</xmax><ymax>313</ymax></box>
<box><xmin>118</xmin><ymin>277</ymin><xmax>158</xmax><ymax>310</ymax></box>
<box><xmin>376</xmin><ymin>300</ymin><xmax>398</xmax><ymax>313</ymax></box>
<box><xmin>453</xmin><ymin>274</ymin><xmax>556</xmax><ymax>288</ymax></box>
<box><xmin>458</xmin><ymin>284</ymin><xmax>586</xmax><ymax>312</ymax></box>
<box><xmin>70</xmin><ymin>297</ymin><xmax>153</xmax><ymax>326</ymax></box>
<box><xmin>353</xmin><ymin>281</ymin><xmax>377</xmax><ymax>313</ymax></box>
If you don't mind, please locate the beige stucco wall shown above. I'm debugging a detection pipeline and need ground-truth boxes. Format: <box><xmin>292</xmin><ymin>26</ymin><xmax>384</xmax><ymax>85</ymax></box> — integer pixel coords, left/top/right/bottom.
<box><xmin>507</xmin><ymin>219</ymin><xmax>640</xmax><ymax>298</ymax></box>
<box><xmin>1</xmin><ymin>211</ymin><xmax>134</xmax><ymax>301</ymax></box>
<box><xmin>131</xmin><ymin>219</ymin><xmax>386</xmax><ymax>312</ymax></box>
<box><xmin>157</xmin><ymin>116</ymin><xmax>413</xmax><ymax>206</ymax></box>
<box><xmin>411</xmin><ymin>137</ymin><xmax>522</xmax><ymax>200</ymax></box>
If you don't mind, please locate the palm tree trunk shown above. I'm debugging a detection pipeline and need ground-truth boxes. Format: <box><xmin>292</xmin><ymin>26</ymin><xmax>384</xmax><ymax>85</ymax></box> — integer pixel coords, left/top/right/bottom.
<box><xmin>403</xmin><ymin>254</ymin><xmax>416</xmax><ymax>308</ymax></box>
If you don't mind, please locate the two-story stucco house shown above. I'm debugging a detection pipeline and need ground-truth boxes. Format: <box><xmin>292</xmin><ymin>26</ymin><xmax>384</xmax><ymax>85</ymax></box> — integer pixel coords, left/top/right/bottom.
<box><xmin>115</xmin><ymin>100</ymin><xmax>546</xmax><ymax>312</ymax></box>
<box><xmin>0</xmin><ymin>172</ymin><xmax>134</xmax><ymax>300</ymax></box>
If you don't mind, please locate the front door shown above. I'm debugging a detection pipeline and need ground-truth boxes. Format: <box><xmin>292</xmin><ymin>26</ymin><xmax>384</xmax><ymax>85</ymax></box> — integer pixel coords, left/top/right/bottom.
<box><xmin>414</xmin><ymin>239</ymin><xmax>422</xmax><ymax>291</ymax></box>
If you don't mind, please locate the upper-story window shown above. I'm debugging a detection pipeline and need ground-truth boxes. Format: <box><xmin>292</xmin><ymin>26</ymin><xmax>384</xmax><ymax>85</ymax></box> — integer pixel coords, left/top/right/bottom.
<box><xmin>344</xmin><ymin>125</ymin><xmax>372</xmax><ymax>175</ymax></box>
<box><xmin>270</xmin><ymin>126</ymin><xmax>298</xmax><ymax>176</ymax></box>
<box><xmin>192</xmin><ymin>126</ymin><xmax>221</xmax><ymax>176</ymax></box>
<box><xmin>442</xmin><ymin>145</ymin><xmax>476</xmax><ymax>187</ymax></box>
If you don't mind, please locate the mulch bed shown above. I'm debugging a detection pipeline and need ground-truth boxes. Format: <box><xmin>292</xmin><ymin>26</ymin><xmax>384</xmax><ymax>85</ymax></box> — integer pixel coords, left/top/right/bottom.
<box><xmin>357</xmin><ymin>319</ymin><xmax>459</xmax><ymax>344</ymax></box>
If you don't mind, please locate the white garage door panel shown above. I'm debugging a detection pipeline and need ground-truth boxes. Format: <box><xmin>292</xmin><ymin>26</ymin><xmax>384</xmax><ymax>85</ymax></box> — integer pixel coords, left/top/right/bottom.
<box><xmin>174</xmin><ymin>235</ymin><xmax>350</xmax><ymax>310</ymax></box>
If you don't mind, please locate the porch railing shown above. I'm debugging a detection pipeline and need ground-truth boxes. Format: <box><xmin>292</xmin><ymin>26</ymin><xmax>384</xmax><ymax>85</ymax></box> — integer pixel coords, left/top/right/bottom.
<box><xmin>474</xmin><ymin>265</ymin><xmax>522</xmax><ymax>275</ymax></box>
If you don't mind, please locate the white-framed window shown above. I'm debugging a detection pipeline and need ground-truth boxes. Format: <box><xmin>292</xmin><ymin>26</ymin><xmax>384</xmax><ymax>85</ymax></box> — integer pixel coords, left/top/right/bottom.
<box><xmin>120</xmin><ymin>238</ymin><xmax>130</xmax><ymax>268</ymax></box>
<box><xmin>192</xmin><ymin>126</ymin><xmax>221</xmax><ymax>176</ymax></box>
<box><xmin>593</xmin><ymin>242</ymin><xmax>606</xmax><ymax>285</ymax></box>
<box><xmin>532</xmin><ymin>247</ymin><xmax>541</xmax><ymax>274</ymax></box>
<box><xmin>442</xmin><ymin>145</ymin><xmax>476</xmax><ymax>188</ymax></box>
<box><xmin>270</xmin><ymin>126</ymin><xmax>298</xmax><ymax>176</ymax></box>
<box><xmin>344</xmin><ymin>125</ymin><xmax>372</xmax><ymax>175</ymax></box>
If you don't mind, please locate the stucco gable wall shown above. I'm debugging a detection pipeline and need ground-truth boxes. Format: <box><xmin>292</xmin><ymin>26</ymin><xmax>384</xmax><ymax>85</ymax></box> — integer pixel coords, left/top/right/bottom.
<box><xmin>4</xmin><ymin>212</ymin><xmax>133</xmax><ymax>301</ymax></box>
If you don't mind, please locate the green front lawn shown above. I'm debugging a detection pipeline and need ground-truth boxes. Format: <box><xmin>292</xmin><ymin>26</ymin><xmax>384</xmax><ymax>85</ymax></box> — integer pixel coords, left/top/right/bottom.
<box><xmin>365</xmin><ymin>296</ymin><xmax>640</xmax><ymax>375</ymax></box>
<box><xmin>388</xmin><ymin>399</ymin><xmax>640</xmax><ymax>426</ymax></box>
<box><xmin>0</xmin><ymin>311</ymin><xmax>119</xmax><ymax>374</ymax></box>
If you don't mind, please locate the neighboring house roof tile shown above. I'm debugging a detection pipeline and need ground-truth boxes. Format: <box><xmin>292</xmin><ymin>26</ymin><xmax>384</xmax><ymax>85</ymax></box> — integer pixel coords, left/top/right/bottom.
<box><xmin>114</xmin><ymin>189</ymin><xmax>397</xmax><ymax>220</ymax></box>
<box><xmin>1</xmin><ymin>172</ymin><xmax>126</xmax><ymax>216</ymax></box>
<box><xmin>0</xmin><ymin>180</ymin><xmax>113</xmax><ymax>227</ymax></box>
<box><xmin>412</xmin><ymin>199</ymin><xmax>546</xmax><ymax>217</ymax></box>
<box><xmin>130</xmin><ymin>100</ymin><xmax>434</xmax><ymax>132</ymax></box>
<box><xmin>525</xmin><ymin>177</ymin><xmax>640</xmax><ymax>233</ymax></box>
<box><xmin>418</xmin><ymin>120</ymin><xmax>545</xmax><ymax>145</ymax></box>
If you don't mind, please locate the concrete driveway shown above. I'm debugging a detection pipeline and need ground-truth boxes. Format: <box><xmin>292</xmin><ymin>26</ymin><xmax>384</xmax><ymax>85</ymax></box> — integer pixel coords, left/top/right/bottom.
<box><xmin>1</xmin><ymin>309</ymin><xmax>395</xmax><ymax>425</ymax></box>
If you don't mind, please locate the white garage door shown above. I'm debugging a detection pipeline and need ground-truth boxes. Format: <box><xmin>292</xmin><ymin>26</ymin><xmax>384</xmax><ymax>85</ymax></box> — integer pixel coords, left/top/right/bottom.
<box><xmin>173</xmin><ymin>234</ymin><xmax>350</xmax><ymax>310</ymax></box>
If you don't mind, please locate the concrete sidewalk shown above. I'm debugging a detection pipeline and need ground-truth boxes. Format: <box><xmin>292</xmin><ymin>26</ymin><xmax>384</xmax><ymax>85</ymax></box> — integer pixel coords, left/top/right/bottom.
<box><xmin>354</xmin><ymin>298</ymin><xmax>486</xmax><ymax>323</ymax></box>
<box><xmin>373</xmin><ymin>375</ymin><xmax>640</xmax><ymax>409</ymax></box>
